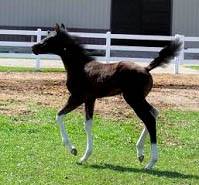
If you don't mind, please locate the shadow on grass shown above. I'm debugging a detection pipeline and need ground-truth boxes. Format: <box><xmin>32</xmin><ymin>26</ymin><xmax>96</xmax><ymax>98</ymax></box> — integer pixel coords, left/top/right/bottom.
<box><xmin>85</xmin><ymin>163</ymin><xmax>199</xmax><ymax>180</ymax></box>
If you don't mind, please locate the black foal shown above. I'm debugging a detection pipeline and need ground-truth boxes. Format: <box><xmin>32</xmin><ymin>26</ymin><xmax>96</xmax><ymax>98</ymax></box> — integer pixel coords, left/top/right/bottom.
<box><xmin>32</xmin><ymin>24</ymin><xmax>181</xmax><ymax>169</ymax></box>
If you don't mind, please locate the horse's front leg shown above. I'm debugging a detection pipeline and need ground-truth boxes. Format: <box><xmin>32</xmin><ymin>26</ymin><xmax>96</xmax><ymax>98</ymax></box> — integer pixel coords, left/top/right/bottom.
<box><xmin>56</xmin><ymin>95</ymin><xmax>83</xmax><ymax>155</ymax></box>
<box><xmin>80</xmin><ymin>98</ymin><xmax>95</xmax><ymax>163</ymax></box>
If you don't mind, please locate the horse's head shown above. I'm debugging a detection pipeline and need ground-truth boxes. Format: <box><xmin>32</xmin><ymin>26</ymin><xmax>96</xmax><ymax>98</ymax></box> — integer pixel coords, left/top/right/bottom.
<box><xmin>32</xmin><ymin>23</ymin><xmax>94</xmax><ymax>65</ymax></box>
<box><xmin>32</xmin><ymin>24</ymin><xmax>72</xmax><ymax>56</ymax></box>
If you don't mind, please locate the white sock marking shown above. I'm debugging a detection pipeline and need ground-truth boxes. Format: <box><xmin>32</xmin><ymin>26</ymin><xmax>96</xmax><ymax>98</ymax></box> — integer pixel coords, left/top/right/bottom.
<box><xmin>136</xmin><ymin>127</ymin><xmax>148</xmax><ymax>157</ymax></box>
<box><xmin>145</xmin><ymin>143</ymin><xmax>158</xmax><ymax>170</ymax></box>
<box><xmin>80</xmin><ymin>119</ymin><xmax>93</xmax><ymax>162</ymax></box>
<box><xmin>56</xmin><ymin>115</ymin><xmax>74</xmax><ymax>152</ymax></box>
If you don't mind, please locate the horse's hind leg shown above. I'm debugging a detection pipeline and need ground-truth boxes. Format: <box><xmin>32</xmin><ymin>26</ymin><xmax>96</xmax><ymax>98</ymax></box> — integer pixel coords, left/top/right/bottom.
<box><xmin>123</xmin><ymin>95</ymin><xmax>158</xmax><ymax>170</ymax></box>
<box><xmin>136</xmin><ymin>106</ymin><xmax>159</xmax><ymax>163</ymax></box>
<box><xmin>80</xmin><ymin>98</ymin><xmax>95</xmax><ymax>163</ymax></box>
<box><xmin>136</xmin><ymin>127</ymin><xmax>148</xmax><ymax>162</ymax></box>
<box><xmin>56</xmin><ymin>95</ymin><xmax>83</xmax><ymax>156</ymax></box>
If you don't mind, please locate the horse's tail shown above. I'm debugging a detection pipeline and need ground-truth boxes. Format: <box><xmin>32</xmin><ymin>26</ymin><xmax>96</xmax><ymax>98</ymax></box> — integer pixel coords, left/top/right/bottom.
<box><xmin>145</xmin><ymin>39</ymin><xmax>182</xmax><ymax>72</ymax></box>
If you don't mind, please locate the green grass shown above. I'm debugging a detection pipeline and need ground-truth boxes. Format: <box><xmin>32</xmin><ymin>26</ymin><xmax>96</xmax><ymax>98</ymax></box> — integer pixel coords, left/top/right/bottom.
<box><xmin>0</xmin><ymin>107</ymin><xmax>198</xmax><ymax>185</ymax></box>
<box><xmin>0</xmin><ymin>66</ymin><xmax>65</xmax><ymax>72</ymax></box>
<box><xmin>185</xmin><ymin>65</ymin><xmax>199</xmax><ymax>71</ymax></box>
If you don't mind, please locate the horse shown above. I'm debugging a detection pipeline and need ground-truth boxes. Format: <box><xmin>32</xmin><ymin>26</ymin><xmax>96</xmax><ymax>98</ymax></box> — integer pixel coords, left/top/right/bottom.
<box><xmin>32</xmin><ymin>24</ymin><xmax>181</xmax><ymax>170</ymax></box>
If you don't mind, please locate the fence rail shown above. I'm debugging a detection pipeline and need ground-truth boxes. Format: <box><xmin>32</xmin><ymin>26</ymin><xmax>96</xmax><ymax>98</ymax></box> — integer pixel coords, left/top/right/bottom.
<box><xmin>0</xmin><ymin>28</ymin><xmax>199</xmax><ymax>74</ymax></box>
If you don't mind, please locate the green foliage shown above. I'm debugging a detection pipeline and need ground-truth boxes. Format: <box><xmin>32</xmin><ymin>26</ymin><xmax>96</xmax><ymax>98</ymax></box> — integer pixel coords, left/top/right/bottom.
<box><xmin>0</xmin><ymin>108</ymin><xmax>198</xmax><ymax>185</ymax></box>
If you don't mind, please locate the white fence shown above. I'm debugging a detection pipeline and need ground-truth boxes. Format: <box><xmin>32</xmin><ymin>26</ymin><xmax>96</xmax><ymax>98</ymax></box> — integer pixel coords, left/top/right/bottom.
<box><xmin>0</xmin><ymin>29</ymin><xmax>199</xmax><ymax>74</ymax></box>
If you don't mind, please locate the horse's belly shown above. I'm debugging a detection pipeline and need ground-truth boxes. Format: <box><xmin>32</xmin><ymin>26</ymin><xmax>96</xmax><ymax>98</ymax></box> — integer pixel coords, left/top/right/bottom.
<box><xmin>96</xmin><ymin>87</ymin><xmax>122</xmax><ymax>98</ymax></box>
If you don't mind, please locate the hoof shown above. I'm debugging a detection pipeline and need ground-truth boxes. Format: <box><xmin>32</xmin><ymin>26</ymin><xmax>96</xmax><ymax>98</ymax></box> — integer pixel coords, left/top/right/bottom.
<box><xmin>138</xmin><ymin>155</ymin><xmax>144</xmax><ymax>163</ymax></box>
<box><xmin>144</xmin><ymin>160</ymin><xmax>157</xmax><ymax>170</ymax></box>
<box><xmin>79</xmin><ymin>158</ymin><xmax>86</xmax><ymax>164</ymax></box>
<box><xmin>76</xmin><ymin>161</ymin><xmax>83</xmax><ymax>165</ymax></box>
<box><xmin>70</xmin><ymin>148</ymin><xmax>77</xmax><ymax>156</ymax></box>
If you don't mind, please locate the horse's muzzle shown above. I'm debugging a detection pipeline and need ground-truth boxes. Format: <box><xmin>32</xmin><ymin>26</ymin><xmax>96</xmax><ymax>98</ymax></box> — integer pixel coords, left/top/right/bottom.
<box><xmin>32</xmin><ymin>45</ymin><xmax>39</xmax><ymax>55</ymax></box>
<box><xmin>32</xmin><ymin>44</ymin><xmax>41</xmax><ymax>55</ymax></box>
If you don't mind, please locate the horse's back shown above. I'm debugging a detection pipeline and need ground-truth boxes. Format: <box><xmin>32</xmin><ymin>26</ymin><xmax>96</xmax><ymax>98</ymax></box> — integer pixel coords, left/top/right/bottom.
<box><xmin>84</xmin><ymin>61</ymin><xmax>153</xmax><ymax>98</ymax></box>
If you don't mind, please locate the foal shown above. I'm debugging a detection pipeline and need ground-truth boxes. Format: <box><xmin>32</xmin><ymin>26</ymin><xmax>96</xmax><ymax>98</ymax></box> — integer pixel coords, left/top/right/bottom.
<box><xmin>32</xmin><ymin>24</ymin><xmax>181</xmax><ymax>170</ymax></box>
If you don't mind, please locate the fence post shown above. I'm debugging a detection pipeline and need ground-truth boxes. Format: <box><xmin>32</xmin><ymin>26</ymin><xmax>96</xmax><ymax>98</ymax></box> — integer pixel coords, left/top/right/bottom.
<box><xmin>174</xmin><ymin>34</ymin><xmax>184</xmax><ymax>74</ymax></box>
<box><xmin>105</xmin><ymin>31</ymin><xmax>111</xmax><ymax>63</ymax></box>
<box><xmin>36</xmin><ymin>28</ymin><xmax>42</xmax><ymax>70</ymax></box>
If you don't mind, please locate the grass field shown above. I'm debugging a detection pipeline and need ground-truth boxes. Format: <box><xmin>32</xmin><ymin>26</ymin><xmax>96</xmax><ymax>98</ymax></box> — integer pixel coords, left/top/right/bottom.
<box><xmin>0</xmin><ymin>66</ymin><xmax>64</xmax><ymax>73</ymax></box>
<box><xmin>1</xmin><ymin>65</ymin><xmax>199</xmax><ymax>73</ymax></box>
<box><xmin>0</xmin><ymin>105</ymin><xmax>198</xmax><ymax>185</ymax></box>
<box><xmin>186</xmin><ymin>65</ymin><xmax>199</xmax><ymax>71</ymax></box>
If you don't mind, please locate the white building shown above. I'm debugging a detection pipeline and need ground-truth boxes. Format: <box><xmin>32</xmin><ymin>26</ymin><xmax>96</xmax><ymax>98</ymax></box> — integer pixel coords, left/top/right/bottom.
<box><xmin>0</xmin><ymin>0</ymin><xmax>198</xmax><ymax>36</ymax></box>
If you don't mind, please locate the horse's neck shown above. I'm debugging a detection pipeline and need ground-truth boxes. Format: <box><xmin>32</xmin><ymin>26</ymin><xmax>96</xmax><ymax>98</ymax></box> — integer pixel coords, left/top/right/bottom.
<box><xmin>60</xmin><ymin>44</ymin><xmax>93</xmax><ymax>74</ymax></box>
<box><xmin>60</xmin><ymin>56</ymin><xmax>87</xmax><ymax>84</ymax></box>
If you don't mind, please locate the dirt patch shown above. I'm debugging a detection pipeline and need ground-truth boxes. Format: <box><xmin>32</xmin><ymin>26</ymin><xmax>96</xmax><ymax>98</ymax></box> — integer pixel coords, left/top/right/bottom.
<box><xmin>0</xmin><ymin>72</ymin><xmax>198</xmax><ymax>118</ymax></box>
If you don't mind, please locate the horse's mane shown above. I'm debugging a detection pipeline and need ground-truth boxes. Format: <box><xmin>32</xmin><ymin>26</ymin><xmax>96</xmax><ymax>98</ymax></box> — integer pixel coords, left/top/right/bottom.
<box><xmin>64</xmin><ymin>31</ymin><xmax>95</xmax><ymax>62</ymax></box>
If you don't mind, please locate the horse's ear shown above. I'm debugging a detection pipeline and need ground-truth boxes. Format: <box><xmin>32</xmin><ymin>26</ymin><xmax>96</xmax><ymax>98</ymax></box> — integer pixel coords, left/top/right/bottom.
<box><xmin>61</xmin><ymin>23</ymin><xmax>65</xmax><ymax>30</ymax></box>
<box><xmin>54</xmin><ymin>23</ymin><xmax>60</xmax><ymax>32</ymax></box>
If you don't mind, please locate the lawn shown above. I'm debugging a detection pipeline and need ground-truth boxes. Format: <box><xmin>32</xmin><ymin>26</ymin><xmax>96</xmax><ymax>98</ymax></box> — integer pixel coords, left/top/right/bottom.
<box><xmin>0</xmin><ymin>106</ymin><xmax>198</xmax><ymax>185</ymax></box>
<box><xmin>185</xmin><ymin>65</ymin><xmax>199</xmax><ymax>71</ymax></box>
<box><xmin>0</xmin><ymin>66</ymin><xmax>64</xmax><ymax>73</ymax></box>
